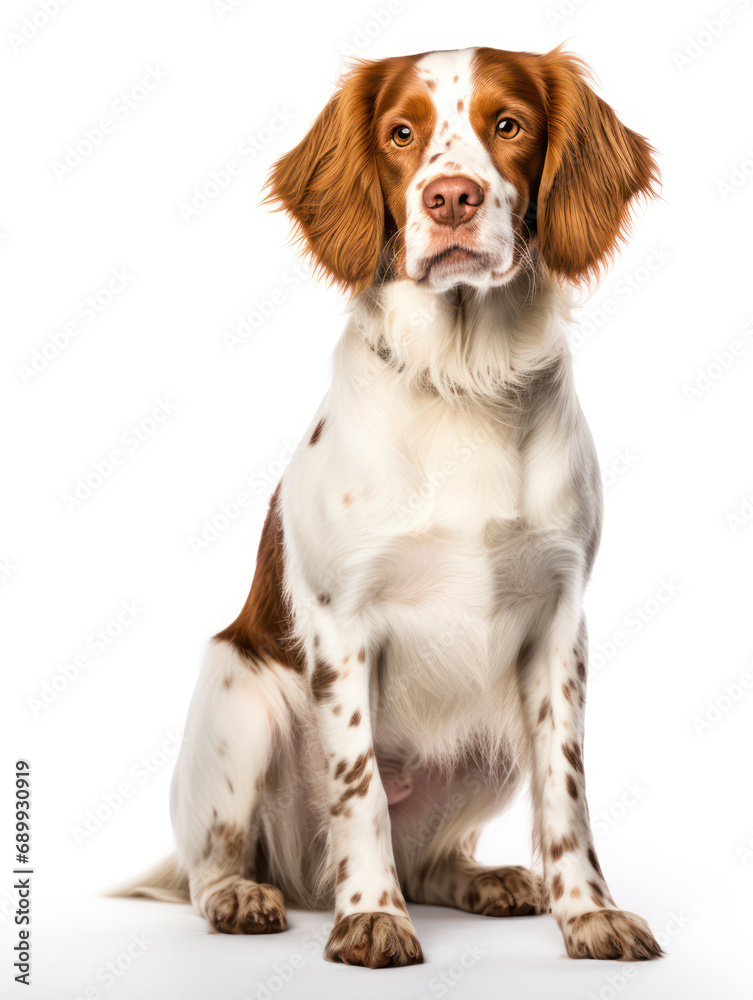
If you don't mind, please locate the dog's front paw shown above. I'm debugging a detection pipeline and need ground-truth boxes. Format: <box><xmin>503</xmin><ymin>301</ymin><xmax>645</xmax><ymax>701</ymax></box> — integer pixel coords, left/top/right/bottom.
<box><xmin>564</xmin><ymin>909</ymin><xmax>663</xmax><ymax>960</ymax></box>
<box><xmin>464</xmin><ymin>865</ymin><xmax>544</xmax><ymax>917</ymax></box>
<box><xmin>324</xmin><ymin>912</ymin><xmax>423</xmax><ymax>968</ymax></box>
<box><xmin>206</xmin><ymin>879</ymin><xmax>287</xmax><ymax>934</ymax></box>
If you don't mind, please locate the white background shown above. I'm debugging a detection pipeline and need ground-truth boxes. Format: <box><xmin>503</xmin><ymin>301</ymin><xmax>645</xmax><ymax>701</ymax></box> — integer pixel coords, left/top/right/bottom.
<box><xmin>3</xmin><ymin>0</ymin><xmax>752</xmax><ymax>997</ymax></box>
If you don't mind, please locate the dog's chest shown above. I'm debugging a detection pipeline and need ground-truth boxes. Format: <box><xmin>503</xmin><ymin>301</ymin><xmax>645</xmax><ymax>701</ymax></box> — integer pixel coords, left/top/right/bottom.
<box><xmin>287</xmin><ymin>373</ymin><xmax>563</xmax><ymax>628</ymax></box>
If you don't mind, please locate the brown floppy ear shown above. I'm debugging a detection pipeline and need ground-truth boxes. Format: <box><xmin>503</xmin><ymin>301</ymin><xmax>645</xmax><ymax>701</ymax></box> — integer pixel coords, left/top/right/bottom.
<box><xmin>536</xmin><ymin>49</ymin><xmax>660</xmax><ymax>284</ymax></box>
<box><xmin>264</xmin><ymin>61</ymin><xmax>386</xmax><ymax>295</ymax></box>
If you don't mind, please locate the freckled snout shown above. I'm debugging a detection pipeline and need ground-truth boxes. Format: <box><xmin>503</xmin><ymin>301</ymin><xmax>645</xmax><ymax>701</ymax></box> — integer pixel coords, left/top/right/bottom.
<box><xmin>422</xmin><ymin>175</ymin><xmax>484</xmax><ymax>227</ymax></box>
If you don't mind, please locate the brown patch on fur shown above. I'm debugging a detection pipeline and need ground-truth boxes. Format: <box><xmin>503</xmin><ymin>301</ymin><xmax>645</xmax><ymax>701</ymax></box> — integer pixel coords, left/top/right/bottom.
<box><xmin>378</xmin><ymin>890</ymin><xmax>390</xmax><ymax>907</ymax></box>
<box><xmin>311</xmin><ymin>657</ymin><xmax>337</xmax><ymax>701</ymax></box>
<box><xmin>334</xmin><ymin>760</ymin><xmax>347</xmax><ymax>780</ymax></box>
<box><xmin>588</xmin><ymin>848</ymin><xmax>605</xmax><ymax>879</ymax></box>
<box><xmin>577</xmin><ymin>659</ymin><xmax>586</xmax><ymax>680</ymax></box>
<box><xmin>570</xmin><ymin>887</ymin><xmax>581</xmax><ymax>898</ymax></box>
<box><xmin>565</xmin><ymin>909</ymin><xmax>663</xmax><ymax>960</ymax></box>
<box><xmin>457</xmin><ymin>99</ymin><xmax>464</xmax><ymax>113</ymax></box>
<box><xmin>332</xmin><ymin>704</ymin><xmax>342</xmax><ymax>715</ymax></box>
<box><xmin>344</xmin><ymin>749</ymin><xmax>373</xmax><ymax>784</ymax></box>
<box><xmin>566</xmin><ymin>773</ymin><xmax>579</xmax><ymax>799</ymax></box>
<box><xmin>309</xmin><ymin>417</ymin><xmax>326</xmax><ymax>445</ymax></box>
<box><xmin>391</xmin><ymin>891</ymin><xmax>408</xmax><ymax>913</ymax></box>
<box><xmin>350</xmin><ymin>892</ymin><xmax>362</xmax><ymax>905</ymax></box>
<box><xmin>336</xmin><ymin>858</ymin><xmax>349</xmax><ymax>885</ymax></box>
<box><xmin>324</xmin><ymin>912</ymin><xmax>423</xmax><ymax>968</ymax></box>
<box><xmin>311</xmin><ymin>658</ymin><xmax>339</xmax><ymax>702</ymax></box>
<box><xmin>214</xmin><ymin>485</ymin><xmax>303</xmax><ymax>671</ymax></box>
<box><xmin>550</xmin><ymin>833</ymin><xmax>578</xmax><ymax>861</ymax></box>
<box><xmin>562</xmin><ymin>681</ymin><xmax>573</xmax><ymax>704</ymax></box>
<box><xmin>343</xmin><ymin>491</ymin><xmax>353</xmax><ymax>505</ymax></box>
<box><xmin>348</xmin><ymin>710</ymin><xmax>362</xmax><ymax>727</ymax></box>
<box><xmin>537</xmin><ymin>697</ymin><xmax>551</xmax><ymax>725</ymax></box>
<box><xmin>562</xmin><ymin>740</ymin><xmax>584</xmax><ymax>774</ymax></box>
<box><xmin>588</xmin><ymin>880</ymin><xmax>606</xmax><ymax>905</ymax></box>
<box><xmin>551</xmin><ymin>874</ymin><xmax>564</xmax><ymax>900</ymax></box>
<box><xmin>341</xmin><ymin>771</ymin><xmax>372</xmax><ymax>801</ymax></box>
<box><xmin>357</xmin><ymin>647</ymin><xmax>366</xmax><ymax>663</ymax></box>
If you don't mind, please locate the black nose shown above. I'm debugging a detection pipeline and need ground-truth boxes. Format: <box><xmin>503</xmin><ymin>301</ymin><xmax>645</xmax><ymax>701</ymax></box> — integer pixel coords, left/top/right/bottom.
<box><xmin>422</xmin><ymin>176</ymin><xmax>484</xmax><ymax>227</ymax></box>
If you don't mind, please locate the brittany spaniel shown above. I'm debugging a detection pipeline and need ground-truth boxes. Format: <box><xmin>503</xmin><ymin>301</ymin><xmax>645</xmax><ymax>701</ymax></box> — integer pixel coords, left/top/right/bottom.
<box><xmin>128</xmin><ymin>45</ymin><xmax>663</xmax><ymax>967</ymax></box>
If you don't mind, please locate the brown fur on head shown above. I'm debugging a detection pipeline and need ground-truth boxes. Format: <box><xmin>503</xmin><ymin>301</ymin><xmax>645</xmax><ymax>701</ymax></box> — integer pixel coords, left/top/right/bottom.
<box><xmin>264</xmin><ymin>48</ymin><xmax>660</xmax><ymax>295</ymax></box>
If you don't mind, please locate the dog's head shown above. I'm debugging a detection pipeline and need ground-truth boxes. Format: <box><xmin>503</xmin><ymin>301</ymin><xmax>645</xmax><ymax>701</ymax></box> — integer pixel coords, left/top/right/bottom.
<box><xmin>266</xmin><ymin>47</ymin><xmax>659</xmax><ymax>295</ymax></box>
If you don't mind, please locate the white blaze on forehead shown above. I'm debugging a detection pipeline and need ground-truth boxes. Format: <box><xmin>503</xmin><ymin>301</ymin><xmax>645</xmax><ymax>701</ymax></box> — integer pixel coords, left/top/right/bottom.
<box><xmin>406</xmin><ymin>48</ymin><xmax>521</xmax><ymax>289</ymax></box>
<box><xmin>416</xmin><ymin>48</ymin><xmax>489</xmax><ymax>179</ymax></box>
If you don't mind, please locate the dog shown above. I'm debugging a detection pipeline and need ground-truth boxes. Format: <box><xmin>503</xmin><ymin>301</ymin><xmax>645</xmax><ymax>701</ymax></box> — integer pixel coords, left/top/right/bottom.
<box><xmin>121</xmin><ymin>45</ymin><xmax>662</xmax><ymax>967</ymax></box>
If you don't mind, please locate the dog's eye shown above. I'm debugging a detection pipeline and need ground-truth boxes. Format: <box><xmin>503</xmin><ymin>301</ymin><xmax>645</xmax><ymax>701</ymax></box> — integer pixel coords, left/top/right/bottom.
<box><xmin>392</xmin><ymin>125</ymin><xmax>413</xmax><ymax>147</ymax></box>
<box><xmin>496</xmin><ymin>118</ymin><xmax>520</xmax><ymax>139</ymax></box>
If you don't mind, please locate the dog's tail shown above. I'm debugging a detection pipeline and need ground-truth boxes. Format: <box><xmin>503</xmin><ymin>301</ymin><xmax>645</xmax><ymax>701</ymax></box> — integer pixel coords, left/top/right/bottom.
<box><xmin>105</xmin><ymin>854</ymin><xmax>190</xmax><ymax>904</ymax></box>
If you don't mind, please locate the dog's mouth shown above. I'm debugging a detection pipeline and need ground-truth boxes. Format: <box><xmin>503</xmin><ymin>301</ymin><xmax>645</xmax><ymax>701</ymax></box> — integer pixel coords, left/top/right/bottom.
<box><xmin>416</xmin><ymin>244</ymin><xmax>496</xmax><ymax>283</ymax></box>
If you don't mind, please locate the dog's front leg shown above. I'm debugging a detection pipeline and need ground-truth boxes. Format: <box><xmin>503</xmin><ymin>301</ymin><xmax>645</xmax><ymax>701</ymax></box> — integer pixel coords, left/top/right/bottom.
<box><xmin>525</xmin><ymin>612</ymin><xmax>662</xmax><ymax>960</ymax></box>
<box><xmin>308</xmin><ymin>613</ymin><xmax>423</xmax><ymax>968</ymax></box>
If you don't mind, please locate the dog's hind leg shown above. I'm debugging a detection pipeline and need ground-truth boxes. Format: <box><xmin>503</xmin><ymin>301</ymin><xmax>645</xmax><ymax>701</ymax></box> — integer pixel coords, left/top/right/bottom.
<box><xmin>393</xmin><ymin>760</ymin><xmax>542</xmax><ymax>917</ymax></box>
<box><xmin>170</xmin><ymin>639</ymin><xmax>299</xmax><ymax>934</ymax></box>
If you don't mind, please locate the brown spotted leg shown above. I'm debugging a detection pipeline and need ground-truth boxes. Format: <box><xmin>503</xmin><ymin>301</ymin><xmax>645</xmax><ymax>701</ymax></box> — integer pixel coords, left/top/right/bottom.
<box><xmin>524</xmin><ymin>615</ymin><xmax>662</xmax><ymax>959</ymax></box>
<box><xmin>171</xmin><ymin>641</ymin><xmax>290</xmax><ymax>935</ymax></box>
<box><xmin>307</xmin><ymin>614</ymin><xmax>423</xmax><ymax>968</ymax></box>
